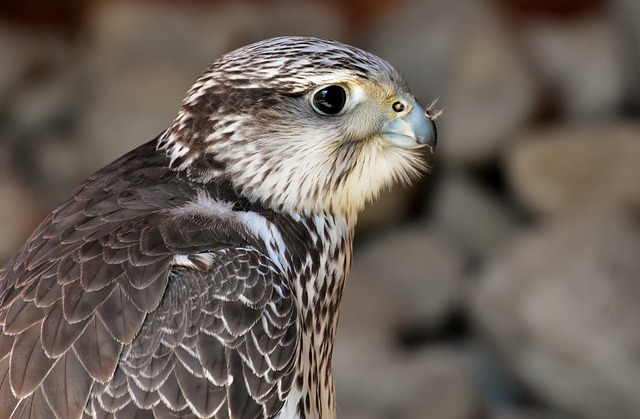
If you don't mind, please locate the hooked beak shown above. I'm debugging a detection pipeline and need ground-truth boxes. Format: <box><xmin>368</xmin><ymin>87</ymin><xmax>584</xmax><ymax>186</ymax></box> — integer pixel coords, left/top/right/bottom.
<box><xmin>383</xmin><ymin>100</ymin><xmax>437</xmax><ymax>153</ymax></box>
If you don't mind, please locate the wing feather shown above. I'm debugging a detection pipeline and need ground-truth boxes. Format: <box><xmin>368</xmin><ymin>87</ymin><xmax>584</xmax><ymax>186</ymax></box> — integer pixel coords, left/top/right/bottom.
<box><xmin>175</xmin><ymin>360</ymin><xmax>227</xmax><ymax>417</ymax></box>
<box><xmin>3</xmin><ymin>297</ymin><xmax>45</xmax><ymax>335</ymax></box>
<box><xmin>111</xmin><ymin>248</ymin><xmax>298</xmax><ymax>418</ymax></box>
<box><xmin>197</xmin><ymin>333</ymin><xmax>229</xmax><ymax>386</ymax></box>
<box><xmin>0</xmin><ymin>141</ymin><xmax>300</xmax><ymax>418</ymax></box>
<box><xmin>10</xmin><ymin>387</ymin><xmax>54</xmax><ymax>419</ymax></box>
<box><xmin>41</xmin><ymin>351</ymin><xmax>93</xmax><ymax>418</ymax></box>
<box><xmin>0</xmin><ymin>356</ymin><xmax>19</xmax><ymax>417</ymax></box>
<box><xmin>62</xmin><ymin>281</ymin><xmax>114</xmax><ymax>323</ymax></box>
<box><xmin>9</xmin><ymin>323</ymin><xmax>55</xmax><ymax>398</ymax></box>
<box><xmin>157</xmin><ymin>368</ymin><xmax>189</xmax><ymax>411</ymax></box>
<box><xmin>73</xmin><ymin>316</ymin><xmax>122</xmax><ymax>383</ymax></box>
<box><xmin>97</xmin><ymin>285</ymin><xmax>146</xmax><ymax>344</ymax></box>
<box><xmin>41</xmin><ymin>302</ymin><xmax>88</xmax><ymax>357</ymax></box>
<box><xmin>79</xmin><ymin>254</ymin><xmax>122</xmax><ymax>291</ymax></box>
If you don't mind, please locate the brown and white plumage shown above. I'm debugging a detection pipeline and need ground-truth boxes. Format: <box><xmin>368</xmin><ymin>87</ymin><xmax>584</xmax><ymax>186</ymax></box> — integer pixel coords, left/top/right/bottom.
<box><xmin>0</xmin><ymin>37</ymin><xmax>436</xmax><ymax>418</ymax></box>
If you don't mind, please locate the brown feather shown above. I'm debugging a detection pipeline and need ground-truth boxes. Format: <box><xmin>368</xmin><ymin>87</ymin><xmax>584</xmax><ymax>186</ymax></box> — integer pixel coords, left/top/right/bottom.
<box><xmin>10</xmin><ymin>387</ymin><xmax>54</xmax><ymax>419</ymax></box>
<box><xmin>97</xmin><ymin>285</ymin><xmax>146</xmax><ymax>344</ymax></box>
<box><xmin>41</xmin><ymin>302</ymin><xmax>89</xmax><ymax>357</ymax></box>
<box><xmin>0</xmin><ymin>359</ymin><xmax>19</xmax><ymax>417</ymax></box>
<box><xmin>62</xmin><ymin>282</ymin><xmax>115</xmax><ymax>324</ymax></box>
<box><xmin>9</xmin><ymin>323</ymin><xmax>55</xmax><ymax>398</ymax></box>
<box><xmin>175</xmin><ymin>360</ymin><xmax>227</xmax><ymax>417</ymax></box>
<box><xmin>73</xmin><ymin>316</ymin><xmax>122</xmax><ymax>383</ymax></box>
<box><xmin>3</xmin><ymin>298</ymin><xmax>45</xmax><ymax>335</ymax></box>
<box><xmin>42</xmin><ymin>351</ymin><xmax>93</xmax><ymax>419</ymax></box>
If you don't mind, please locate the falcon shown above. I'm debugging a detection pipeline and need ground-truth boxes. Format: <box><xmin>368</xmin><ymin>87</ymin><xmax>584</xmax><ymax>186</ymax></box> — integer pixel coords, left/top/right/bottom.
<box><xmin>0</xmin><ymin>36</ymin><xmax>437</xmax><ymax>418</ymax></box>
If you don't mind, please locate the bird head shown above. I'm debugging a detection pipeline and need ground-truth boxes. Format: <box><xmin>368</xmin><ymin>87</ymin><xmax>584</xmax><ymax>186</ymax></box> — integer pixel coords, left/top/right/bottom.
<box><xmin>160</xmin><ymin>36</ymin><xmax>437</xmax><ymax>218</ymax></box>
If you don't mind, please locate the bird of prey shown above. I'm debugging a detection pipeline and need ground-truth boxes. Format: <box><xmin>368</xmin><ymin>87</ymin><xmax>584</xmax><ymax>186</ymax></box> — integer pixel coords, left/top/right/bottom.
<box><xmin>0</xmin><ymin>36</ymin><xmax>436</xmax><ymax>418</ymax></box>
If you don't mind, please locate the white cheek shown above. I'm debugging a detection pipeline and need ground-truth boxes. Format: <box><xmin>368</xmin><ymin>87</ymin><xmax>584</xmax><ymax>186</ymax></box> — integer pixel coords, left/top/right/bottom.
<box><xmin>349</xmin><ymin>84</ymin><xmax>367</xmax><ymax>106</ymax></box>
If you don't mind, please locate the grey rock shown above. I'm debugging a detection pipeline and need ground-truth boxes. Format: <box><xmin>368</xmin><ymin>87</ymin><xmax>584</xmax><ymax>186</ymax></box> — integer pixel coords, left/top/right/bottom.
<box><xmin>489</xmin><ymin>407</ymin><xmax>573</xmax><ymax>419</ymax></box>
<box><xmin>76</xmin><ymin>64</ymin><xmax>196</xmax><ymax>171</ymax></box>
<box><xmin>81</xmin><ymin>2</ymin><xmax>218</xmax><ymax>169</ymax></box>
<box><xmin>86</xmin><ymin>1</ymin><xmax>231</xmax><ymax>72</ymax></box>
<box><xmin>335</xmin><ymin>233</ymin><xmax>471</xmax><ymax>417</ymax></box>
<box><xmin>212</xmin><ymin>1</ymin><xmax>346</xmax><ymax>46</ymax></box>
<box><xmin>334</xmin><ymin>344</ymin><xmax>480</xmax><ymax>419</ymax></box>
<box><xmin>357</xmin><ymin>185</ymin><xmax>423</xmax><ymax>233</ymax></box>
<box><xmin>430</xmin><ymin>171</ymin><xmax>521</xmax><ymax>262</ymax></box>
<box><xmin>0</xmin><ymin>170</ymin><xmax>45</xmax><ymax>264</ymax></box>
<box><xmin>505</xmin><ymin>123</ymin><xmax>640</xmax><ymax>216</ymax></box>
<box><xmin>521</xmin><ymin>14</ymin><xmax>625</xmax><ymax>121</ymax></box>
<box><xmin>85</xmin><ymin>0</ymin><xmax>345</xmax><ymax>80</ymax></box>
<box><xmin>352</xmin><ymin>225</ymin><xmax>466</xmax><ymax>332</ymax></box>
<box><xmin>471</xmin><ymin>207</ymin><xmax>640</xmax><ymax>419</ymax></box>
<box><xmin>612</xmin><ymin>0</ymin><xmax>640</xmax><ymax>109</ymax></box>
<box><xmin>0</xmin><ymin>26</ymin><xmax>72</xmax><ymax>105</ymax></box>
<box><xmin>0</xmin><ymin>26</ymin><xmax>85</xmax><ymax>203</ymax></box>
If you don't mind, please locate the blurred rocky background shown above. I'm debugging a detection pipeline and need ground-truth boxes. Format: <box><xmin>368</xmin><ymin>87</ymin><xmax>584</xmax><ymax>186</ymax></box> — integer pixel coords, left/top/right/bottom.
<box><xmin>1</xmin><ymin>0</ymin><xmax>640</xmax><ymax>418</ymax></box>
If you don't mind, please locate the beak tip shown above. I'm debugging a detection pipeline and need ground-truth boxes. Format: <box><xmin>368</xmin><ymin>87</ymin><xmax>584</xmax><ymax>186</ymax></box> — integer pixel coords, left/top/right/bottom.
<box><xmin>416</xmin><ymin>115</ymin><xmax>437</xmax><ymax>152</ymax></box>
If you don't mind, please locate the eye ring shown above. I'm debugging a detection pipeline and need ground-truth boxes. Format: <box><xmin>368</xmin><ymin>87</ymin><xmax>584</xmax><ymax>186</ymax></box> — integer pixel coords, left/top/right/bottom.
<box><xmin>311</xmin><ymin>85</ymin><xmax>347</xmax><ymax>116</ymax></box>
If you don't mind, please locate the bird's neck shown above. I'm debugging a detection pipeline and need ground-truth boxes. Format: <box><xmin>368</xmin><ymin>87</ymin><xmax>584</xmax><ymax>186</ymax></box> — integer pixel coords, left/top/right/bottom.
<box><xmin>276</xmin><ymin>211</ymin><xmax>355</xmax><ymax>418</ymax></box>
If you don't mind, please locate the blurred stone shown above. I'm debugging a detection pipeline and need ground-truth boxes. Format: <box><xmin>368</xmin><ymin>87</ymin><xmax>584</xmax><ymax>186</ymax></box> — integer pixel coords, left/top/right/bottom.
<box><xmin>28</xmin><ymin>131</ymin><xmax>97</xmax><ymax>204</ymax></box>
<box><xmin>490</xmin><ymin>407</ymin><xmax>572</xmax><ymax>419</ymax></box>
<box><xmin>471</xmin><ymin>207</ymin><xmax>640</xmax><ymax>419</ymax></box>
<box><xmin>0</xmin><ymin>25</ymin><xmax>85</xmax><ymax>204</ymax></box>
<box><xmin>3</xmin><ymin>62</ymin><xmax>88</xmax><ymax>204</ymax></box>
<box><xmin>357</xmin><ymin>185</ymin><xmax>422</xmax><ymax>233</ymax></box>
<box><xmin>505</xmin><ymin>123</ymin><xmax>640</xmax><ymax>216</ymax></box>
<box><xmin>352</xmin><ymin>224</ymin><xmax>466</xmax><ymax>332</ymax></box>
<box><xmin>86</xmin><ymin>0</ymin><xmax>345</xmax><ymax>80</ymax></box>
<box><xmin>81</xmin><ymin>2</ymin><xmax>217</xmax><ymax>169</ymax></box>
<box><xmin>336</xmin><ymin>228</ymin><xmax>468</xmax><ymax>417</ymax></box>
<box><xmin>464</xmin><ymin>340</ymin><xmax>526</xmax><ymax>409</ymax></box>
<box><xmin>0</xmin><ymin>25</ymin><xmax>71</xmax><ymax>104</ymax></box>
<box><xmin>86</xmin><ymin>1</ymin><xmax>229</xmax><ymax>72</ymax></box>
<box><xmin>76</xmin><ymin>64</ymin><xmax>196</xmax><ymax>171</ymax></box>
<box><xmin>0</xmin><ymin>27</ymin><xmax>31</xmax><ymax>97</ymax></box>
<box><xmin>366</xmin><ymin>0</ymin><xmax>537</xmax><ymax>166</ymax></box>
<box><xmin>612</xmin><ymin>0</ymin><xmax>640</xmax><ymax>109</ymax></box>
<box><xmin>214</xmin><ymin>1</ymin><xmax>346</xmax><ymax>46</ymax></box>
<box><xmin>334</xmin><ymin>270</ymin><xmax>405</xmax><ymax>383</ymax></box>
<box><xmin>0</xmin><ymin>170</ymin><xmax>45</xmax><ymax>264</ymax></box>
<box><xmin>394</xmin><ymin>348</ymin><xmax>480</xmax><ymax>419</ymax></box>
<box><xmin>335</xmin><ymin>345</ymin><xmax>480</xmax><ymax>419</ymax></box>
<box><xmin>521</xmin><ymin>14</ymin><xmax>624</xmax><ymax>121</ymax></box>
<box><xmin>430</xmin><ymin>171</ymin><xmax>521</xmax><ymax>262</ymax></box>
<box><xmin>441</xmin><ymin>4</ymin><xmax>536</xmax><ymax>167</ymax></box>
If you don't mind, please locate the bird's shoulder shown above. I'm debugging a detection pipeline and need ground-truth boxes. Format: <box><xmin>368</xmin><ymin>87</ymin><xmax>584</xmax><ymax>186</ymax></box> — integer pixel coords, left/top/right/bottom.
<box><xmin>0</xmin><ymin>138</ymin><xmax>269</xmax><ymax>302</ymax></box>
<box><xmin>0</xmin><ymin>138</ymin><xmax>303</xmax><ymax>418</ymax></box>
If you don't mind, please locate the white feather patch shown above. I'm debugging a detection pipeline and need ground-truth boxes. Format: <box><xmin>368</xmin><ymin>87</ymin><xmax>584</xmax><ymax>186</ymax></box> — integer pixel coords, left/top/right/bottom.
<box><xmin>171</xmin><ymin>191</ymin><xmax>290</xmax><ymax>274</ymax></box>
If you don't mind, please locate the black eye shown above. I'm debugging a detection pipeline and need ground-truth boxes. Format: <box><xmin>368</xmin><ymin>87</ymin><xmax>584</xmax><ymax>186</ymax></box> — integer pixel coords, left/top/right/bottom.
<box><xmin>312</xmin><ymin>85</ymin><xmax>347</xmax><ymax>115</ymax></box>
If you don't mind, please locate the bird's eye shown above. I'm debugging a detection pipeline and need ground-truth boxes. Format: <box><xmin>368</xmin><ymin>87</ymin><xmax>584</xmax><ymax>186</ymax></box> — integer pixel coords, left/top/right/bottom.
<box><xmin>311</xmin><ymin>85</ymin><xmax>347</xmax><ymax>115</ymax></box>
